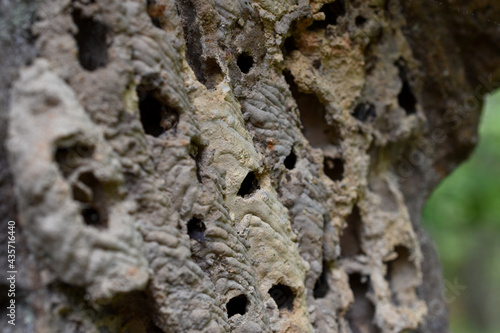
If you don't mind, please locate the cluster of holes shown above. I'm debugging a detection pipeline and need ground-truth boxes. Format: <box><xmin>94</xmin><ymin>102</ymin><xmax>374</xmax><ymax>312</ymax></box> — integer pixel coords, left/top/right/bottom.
<box><xmin>237</xmin><ymin>171</ymin><xmax>260</xmax><ymax>197</ymax></box>
<box><xmin>313</xmin><ymin>261</ymin><xmax>330</xmax><ymax>299</ymax></box>
<box><xmin>237</xmin><ymin>53</ymin><xmax>254</xmax><ymax>74</ymax></box>
<box><xmin>176</xmin><ymin>0</ymin><xmax>223</xmax><ymax>89</ymax></box>
<box><xmin>187</xmin><ymin>217</ymin><xmax>206</xmax><ymax>242</ymax></box>
<box><xmin>54</xmin><ymin>143</ymin><xmax>108</xmax><ymax>228</ymax></box>
<box><xmin>72</xmin><ymin>9</ymin><xmax>109</xmax><ymax>71</ymax></box>
<box><xmin>386</xmin><ymin>246</ymin><xmax>416</xmax><ymax>306</ymax></box>
<box><xmin>395</xmin><ymin>58</ymin><xmax>417</xmax><ymax>115</ymax></box>
<box><xmin>226</xmin><ymin>294</ymin><xmax>248</xmax><ymax>318</ymax></box>
<box><xmin>352</xmin><ymin>102</ymin><xmax>376</xmax><ymax>122</ymax></box>
<box><xmin>268</xmin><ymin>284</ymin><xmax>295</xmax><ymax>311</ymax></box>
<box><xmin>308</xmin><ymin>0</ymin><xmax>346</xmax><ymax>30</ymax></box>
<box><xmin>137</xmin><ymin>85</ymin><xmax>179</xmax><ymax>137</ymax></box>
<box><xmin>346</xmin><ymin>273</ymin><xmax>380</xmax><ymax>333</ymax></box>
<box><xmin>339</xmin><ymin>205</ymin><xmax>363</xmax><ymax>257</ymax></box>
<box><xmin>54</xmin><ymin>143</ymin><xmax>109</xmax><ymax>228</ymax></box>
<box><xmin>285</xmin><ymin>72</ymin><xmax>340</xmax><ymax>148</ymax></box>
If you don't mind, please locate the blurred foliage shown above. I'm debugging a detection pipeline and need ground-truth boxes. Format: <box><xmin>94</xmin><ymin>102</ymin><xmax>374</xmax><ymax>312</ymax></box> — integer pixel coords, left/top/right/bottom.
<box><xmin>423</xmin><ymin>90</ymin><xmax>500</xmax><ymax>333</ymax></box>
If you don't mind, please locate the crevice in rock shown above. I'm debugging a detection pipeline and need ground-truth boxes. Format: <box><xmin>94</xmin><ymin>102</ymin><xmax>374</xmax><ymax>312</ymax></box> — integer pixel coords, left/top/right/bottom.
<box><xmin>176</xmin><ymin>0</ymin><xmax>223</xmax><ymax>89</ymax></box>
<box><xmin>308</xmin><ymin>0</ymin><xmax>346</xmax><ymax>30</ymax></box>
<box><xmin>313</xmin><ymin>261</ymin><xmax>330</xmax><ymax>299</ymax></box>
<box><xmin>340</xmin><ymin>205</ymin><xmax>363</xmax><ymax>257</ymax></box>
<box><xmin>386</xmin><ymin>246</ymin><xmax>417</xmax><ymax>306</ymax></box>
<box><xmin>284</xmin><ymin>71</ymin><xmax>340</xmax><ymax>148</ymax></box>
<box><xmin>395</xmin><ymin>58</ymin><xmax>417</xmax><ymax>115</ymax></box>
<box><xmin>189</xmin><ymin>142</ymin><xmax>205</xmax><ymax>183</ymax></box>
<box><xmin>283</xmin><ymin>36</ymin><xmax>298</xmax><ymax>56</ymax></box>
<box><xmin>346</xmin><ymin>273</ymin><xmax>380</xmax><ymax>333</ymax></box>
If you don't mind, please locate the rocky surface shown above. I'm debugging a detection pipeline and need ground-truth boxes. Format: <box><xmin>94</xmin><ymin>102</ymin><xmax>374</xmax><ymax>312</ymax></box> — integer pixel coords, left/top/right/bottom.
<box><xmin>2</xmin><ymin>0</ymin><xmax>500</xmax><ymax>332</ymax></box>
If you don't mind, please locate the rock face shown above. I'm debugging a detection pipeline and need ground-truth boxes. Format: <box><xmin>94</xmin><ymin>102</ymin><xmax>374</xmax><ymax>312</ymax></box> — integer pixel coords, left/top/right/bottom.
<box><xmin>1</xmin><ymin>0</ymin><xmax>500</xmax><ymax>332</ymax></box>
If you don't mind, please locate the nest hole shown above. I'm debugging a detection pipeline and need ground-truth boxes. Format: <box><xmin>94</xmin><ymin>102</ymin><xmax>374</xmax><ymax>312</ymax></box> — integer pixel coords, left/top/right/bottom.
<box><xmin>308</xmin><ymin>0</ymin><xmax>346</xmax><ymax>30</ymax></box>
<box><xmin>324</xmin><ymin>157</ymin><xmax>344</xmax><ymax>182</ymax></box>
<box><xmin>226</xmin><ymin>294</ymin><xmax>248</xmax><ymax>318</ymax></box>
<box><xmin>237</xmin><ymin>171</ymin><xmax>260</xmax><ymax>197</ymax></box>
<box><xmin>187</xmin><ymin>218</ymin><xmax>206</xmax><ymax>242</ymax></box>
<box><xmin>268</xmin><ymin>284</ymin><xmax>295</xmax><ymax>311</ymax></box>
<box><xmin>237</xmin><ymin>53</ymin><xmax>254</xmax><ymax>74</ymax></box>
<box><xmin>138</xmin><ymin>88</ymin><xmax>179</xmax><ymax>137</ymax></box>
<box><xmin>352</xmin><ymin>103</ymin><xmax>376</xmax><ymax>122</ymax></box>
<box><xmin>284</xmin><ymin>151</ymin><xmax>297</xmax><ymax>170</ymax></box>
<box><xmin>396</xmin><ymin>58</ymin><xmax>417</xmax><ymax>115</ymax></box>
<box><xmin>72</xmin><ymin>10</ymin><xmax>109</xmax><ymax>71</ymax></box>
<box><xmin>355</xmin><ymin>15</ymin><xmax>367</xmax><ymax>27</ymax></box>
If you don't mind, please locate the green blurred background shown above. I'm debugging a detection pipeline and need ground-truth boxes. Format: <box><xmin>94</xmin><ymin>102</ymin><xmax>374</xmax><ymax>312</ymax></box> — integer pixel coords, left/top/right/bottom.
<box><xmin>423</xmin><ymin>91</ymin><xmax>500</xmax><ymax>333</ymax></box>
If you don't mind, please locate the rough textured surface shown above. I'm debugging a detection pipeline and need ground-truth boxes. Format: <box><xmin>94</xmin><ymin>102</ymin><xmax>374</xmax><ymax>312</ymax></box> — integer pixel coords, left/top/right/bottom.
<box><xmin>2</xmin><ymin>0</ymin><xmax>500</xmax><ymax>332</ymax></box>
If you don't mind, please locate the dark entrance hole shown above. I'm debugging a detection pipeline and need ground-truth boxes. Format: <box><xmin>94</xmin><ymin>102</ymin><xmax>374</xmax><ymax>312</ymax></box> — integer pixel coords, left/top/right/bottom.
<box><xmin>324</xmin><ymin>157</ymin><xmax>344</xmax><ymax>182</ymax></box>
<box><xmin>72</xmin><ymin>10</ymin><xmax>109</xmax><ymax>71</ymax></box>
<box><xmin>137</xmin><ymin>88</ymin><xmax>179</xmax><ymax>137</ymax></box>
<box><xmin>308</xmin><ymin>0</ymin><xmax>346</xmax><ymax>30</ymax></box>
<box><xmin>352</xmin><ymin>103</ymin><xmax>376</xmax><ymax>122</ymax></box>
<box><xmin>284</xmin><ymin>151</ymin><xmax>297</xmax><ymax>170</ymax></box>
<box><xmin>237</xmin><ymin>171</ymin><xmax>260</xmax><ymax>197</ymax></box>
<box><xmin>346</xmin><ymin>273</ymin><xmax>380</xmax><ymax>333</ymax></box>
<box><xmin>237</xmin><ymin>53</ymin><xmax>254</xmax><ymax>74</ymax></box>
<box><xmin>268</xmin><ymin>284</ymin><xmax>295</xmax><ymax>311</ymax></box>
<box><xmin>226</xmin><ymin>294</ymin><xmax>248</xmax><ymax>317</ymax></box>
<box><xmin>395</xmin><ymin>58</ymin><xmax>417</xmax><ymax>115</ymax></box>
<box><xmin>313</xmin><ymin>261</ymin><xmax>330</xmax><ymax>299</ymax></box>
<box><xmin>187</xmin><ymin>218</ymin><xmax>206</xmax><ymax>242</ymax></box>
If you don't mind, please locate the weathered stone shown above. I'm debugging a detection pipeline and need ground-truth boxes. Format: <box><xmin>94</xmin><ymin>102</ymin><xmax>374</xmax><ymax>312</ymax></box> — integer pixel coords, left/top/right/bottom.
<box><xmin>2</xmin><ymin>0</ymin><xmax>500</xmax><ymax>332</ymax></box>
